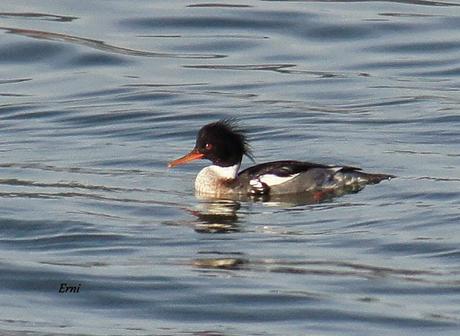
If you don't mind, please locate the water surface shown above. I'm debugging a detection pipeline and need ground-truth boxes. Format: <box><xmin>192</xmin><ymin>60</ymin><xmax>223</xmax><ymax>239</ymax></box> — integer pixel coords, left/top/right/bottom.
<box><xmin>0</xmin><ymin>0</ymin><xmax>459</xmax><ymax>335</ymax></box>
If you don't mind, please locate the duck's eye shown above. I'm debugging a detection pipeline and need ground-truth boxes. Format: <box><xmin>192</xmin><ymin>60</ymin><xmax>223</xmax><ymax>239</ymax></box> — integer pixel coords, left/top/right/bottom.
<box><xmin>205</xmin><ymin>143</ymin><xmax>213</xmax><ymax>151</ymax></box>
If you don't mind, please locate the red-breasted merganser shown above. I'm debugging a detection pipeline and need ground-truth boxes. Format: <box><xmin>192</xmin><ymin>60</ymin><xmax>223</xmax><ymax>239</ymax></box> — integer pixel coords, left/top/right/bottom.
<box><xmin>168</xmin><ymin>120</ymin><xmax>394</xmax><ymax>197</ymax></box>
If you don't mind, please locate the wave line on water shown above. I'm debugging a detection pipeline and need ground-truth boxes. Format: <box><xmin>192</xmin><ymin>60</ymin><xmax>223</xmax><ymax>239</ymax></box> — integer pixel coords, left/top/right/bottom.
<box><xmin>0</xmin><ymin>26</ymin><xmax>226</xmax><ymax>59</ymax></box>
<box><xmin>0</xmin><ymin>12</ymin><xmax>77</xmax><ymax>22</ymax></box>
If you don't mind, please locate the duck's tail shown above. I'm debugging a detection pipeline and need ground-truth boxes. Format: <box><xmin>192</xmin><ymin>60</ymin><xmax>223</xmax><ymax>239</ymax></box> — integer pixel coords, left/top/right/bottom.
<box><xmin>358</xmin><ymin>172</ymin><xmax>396</xmax><ymax>184</ymax></box>
<box><xmin>336</xmin><ymin>166</ymin><xmax>395</xmax><ymax>186</ymax></box>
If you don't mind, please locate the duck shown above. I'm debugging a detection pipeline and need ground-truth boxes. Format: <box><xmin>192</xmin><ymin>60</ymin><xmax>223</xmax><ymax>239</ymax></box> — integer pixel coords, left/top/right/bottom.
<box><xmin>168</xmin><ymin>119</ymin><xmax>394</xmax><ymax>197</ymax></box>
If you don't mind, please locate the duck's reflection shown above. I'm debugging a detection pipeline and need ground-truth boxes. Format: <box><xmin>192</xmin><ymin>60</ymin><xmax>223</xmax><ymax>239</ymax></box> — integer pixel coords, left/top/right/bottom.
<box><xmin>190</xmin><ymin>198</ymin><xmax>241</xmax><ymax>233</ymax></box>
<box><xmin>192</xmin><ymin>257</ymin><xmax>248</xmax><ymax>270</ymax></box>
<box><xmin>188</xmin><ymin>187</ymin><xmax>368</xmax><ymax>273</ymax></box>
<box><xmin>189</xmin><ymin>185</ymin><xmax>365</xmax><ymax>234</ymax></box>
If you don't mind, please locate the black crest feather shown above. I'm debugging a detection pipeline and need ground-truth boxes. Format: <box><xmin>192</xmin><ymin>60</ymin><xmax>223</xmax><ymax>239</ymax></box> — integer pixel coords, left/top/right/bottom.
<box><xmin>213</xmin><ymin>118</ymin><xmax>254</xmax><ymax>162</ymax></box>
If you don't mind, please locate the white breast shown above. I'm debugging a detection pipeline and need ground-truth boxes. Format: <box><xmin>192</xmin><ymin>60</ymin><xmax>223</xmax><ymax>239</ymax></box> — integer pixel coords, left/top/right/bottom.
<box><xmin>194</xmin><ymin>164</ymin><xmax>240</xmax><ymax>195</ymax></box>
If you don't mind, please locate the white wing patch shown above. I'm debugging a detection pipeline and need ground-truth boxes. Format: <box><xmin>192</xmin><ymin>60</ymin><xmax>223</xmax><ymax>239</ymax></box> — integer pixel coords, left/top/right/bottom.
<box><xmin>258</xmin><ymin>173</ymin><xmax>300</xmax><ymax>187</ymax></box>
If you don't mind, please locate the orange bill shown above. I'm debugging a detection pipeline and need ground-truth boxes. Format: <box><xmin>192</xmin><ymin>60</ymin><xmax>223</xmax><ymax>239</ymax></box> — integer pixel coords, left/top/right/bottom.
<box><xmin>168</xmin><ymin>149</ymin><xmax>204</xmax><ymax>168</ymax></box>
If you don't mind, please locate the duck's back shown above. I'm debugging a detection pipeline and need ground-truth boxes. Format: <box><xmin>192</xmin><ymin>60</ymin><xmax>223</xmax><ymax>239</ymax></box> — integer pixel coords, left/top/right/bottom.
<box><xmin>237</xmin><ymin>160</ymin><xmax>393</xmax><ymax>195</ymax></box>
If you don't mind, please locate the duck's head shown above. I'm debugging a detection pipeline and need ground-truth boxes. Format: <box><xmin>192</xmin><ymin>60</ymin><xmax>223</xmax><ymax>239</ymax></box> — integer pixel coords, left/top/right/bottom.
<box><xmin>168</xmin><ymin>119</ymin><xmax>253</xmax><ymax>168</ymax></box>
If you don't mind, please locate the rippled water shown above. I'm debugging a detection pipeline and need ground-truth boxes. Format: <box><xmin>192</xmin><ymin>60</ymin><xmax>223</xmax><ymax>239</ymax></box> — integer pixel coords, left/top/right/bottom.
<box><xmin>1</xmin><ymin>0</ymin><xmax>460</xmax><ymax>335</ymax></box>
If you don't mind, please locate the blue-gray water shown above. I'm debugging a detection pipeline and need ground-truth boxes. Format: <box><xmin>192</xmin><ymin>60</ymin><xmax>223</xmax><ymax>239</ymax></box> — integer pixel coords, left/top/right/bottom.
<box><xmin>1</xmin><ymin>0</ymin><xmax>460</xmax><ymax>335</ymax></box>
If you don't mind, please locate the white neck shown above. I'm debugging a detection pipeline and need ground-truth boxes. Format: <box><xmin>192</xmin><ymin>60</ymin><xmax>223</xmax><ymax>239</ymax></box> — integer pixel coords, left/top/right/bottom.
<box><xmin>207</xmin><ymin>163</ymin><xmax>240</xmax><ymax>180</ymax></box>
<box><xmin>194</xmin><ymin>163</ymin><xmax>241</xmax><ymax>194</ymax></box>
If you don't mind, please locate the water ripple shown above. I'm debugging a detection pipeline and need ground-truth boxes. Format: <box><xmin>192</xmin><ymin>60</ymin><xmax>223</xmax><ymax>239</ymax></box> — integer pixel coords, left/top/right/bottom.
<box><xmin>0</xmin><ymin>12</ymin><xmax>77</xmax><ymax>22</ymax></box>
<box><xmin>0</xmin><ymin>26</ymin><xmax>225</xmax><ymax>59</ymax></box>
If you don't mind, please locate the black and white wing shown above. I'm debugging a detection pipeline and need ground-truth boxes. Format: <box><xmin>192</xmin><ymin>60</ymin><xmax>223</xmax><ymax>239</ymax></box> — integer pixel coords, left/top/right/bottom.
<box><xmin>238</xmin><ymin>160</ymin><xmax>330</xmax><ymax>195</ymax></box>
